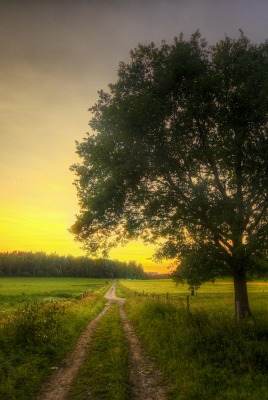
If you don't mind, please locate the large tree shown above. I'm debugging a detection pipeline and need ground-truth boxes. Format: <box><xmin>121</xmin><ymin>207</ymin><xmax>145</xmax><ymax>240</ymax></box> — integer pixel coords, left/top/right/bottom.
<box><xmin>71</xmin><ymin>32</ymin><xmax>268</xmax><ymax>316</ymax></box>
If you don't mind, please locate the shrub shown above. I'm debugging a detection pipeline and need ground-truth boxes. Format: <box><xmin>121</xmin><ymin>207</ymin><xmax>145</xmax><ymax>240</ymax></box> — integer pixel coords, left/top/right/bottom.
<box><xmin>7</xmin><ymin>301</ymin><xmax>65</xmax><ymax>347</ymax></box>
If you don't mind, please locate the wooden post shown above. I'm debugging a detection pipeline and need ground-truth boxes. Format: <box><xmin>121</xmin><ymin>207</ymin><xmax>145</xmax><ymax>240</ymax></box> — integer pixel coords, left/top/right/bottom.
<box><xmin>166</xmin><ymin>292</ymin><xmax>169</xmax><ymax>300</ymax></box>
<box><xmin>187</xmin><ymin>295</ymin><xmax>190</xmax><ymax>315</ymax></box>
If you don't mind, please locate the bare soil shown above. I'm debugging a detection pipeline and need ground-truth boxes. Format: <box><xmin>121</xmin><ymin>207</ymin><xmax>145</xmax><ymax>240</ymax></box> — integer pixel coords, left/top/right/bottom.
<box><xmin>38</xmin><ymin>282</ymin><xmax>168</xmax><ymax>400</ymax></box>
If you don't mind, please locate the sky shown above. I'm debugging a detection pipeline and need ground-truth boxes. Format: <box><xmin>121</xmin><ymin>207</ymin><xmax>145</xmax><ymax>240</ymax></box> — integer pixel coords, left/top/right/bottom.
<box><xmin>0</xmin><ymin>0</ymin><xmax>267</xmax><ymax>273</ymax></box>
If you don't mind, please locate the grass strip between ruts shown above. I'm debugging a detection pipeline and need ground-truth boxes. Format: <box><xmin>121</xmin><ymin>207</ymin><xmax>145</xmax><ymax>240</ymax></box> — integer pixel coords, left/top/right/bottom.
<box><xmin>67</xmin><ymin>303</ymin><xmax>130</xmax><ymax>400</ymax></box>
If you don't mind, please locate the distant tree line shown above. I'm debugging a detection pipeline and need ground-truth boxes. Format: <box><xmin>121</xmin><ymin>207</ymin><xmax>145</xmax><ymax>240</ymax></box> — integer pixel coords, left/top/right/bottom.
<box><xmin>0</xmin><ymin>251</ymin><xmax>147</xmax><ymax>279</ymax></box>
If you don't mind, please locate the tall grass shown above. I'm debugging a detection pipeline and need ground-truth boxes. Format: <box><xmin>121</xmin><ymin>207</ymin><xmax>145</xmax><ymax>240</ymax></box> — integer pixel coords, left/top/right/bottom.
<box><xmin>124</xmin><ymin>296</ymin><xmax>268</xmax><ymax>400</ymax></box>
<box><xmin>0</xmin><ymin>281</ymin><xmax>110</xmax><ymax>400</ymax></box>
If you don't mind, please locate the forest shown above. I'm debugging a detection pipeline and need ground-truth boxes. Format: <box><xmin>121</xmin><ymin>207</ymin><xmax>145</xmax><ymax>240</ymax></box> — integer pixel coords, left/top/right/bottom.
<box><xmin>0</xmin><ymin>251</ymin><xmax>147</xmax><ymax>279</ymax></box>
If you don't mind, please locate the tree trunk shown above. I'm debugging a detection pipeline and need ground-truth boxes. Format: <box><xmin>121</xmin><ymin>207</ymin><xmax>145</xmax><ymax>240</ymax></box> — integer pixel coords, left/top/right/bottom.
<box><xmin>233</xmin><ymin>267</ymin><xmax>251</xmax><ymax>318</ymax></box>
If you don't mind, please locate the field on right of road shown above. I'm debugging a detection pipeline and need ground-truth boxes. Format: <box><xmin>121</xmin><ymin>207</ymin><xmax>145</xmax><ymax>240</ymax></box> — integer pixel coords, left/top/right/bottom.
<box><xmin>119</xmin><ymin>277</ymin><xmax>268</xmax><ymax>295</ymax></box>
<box><xmin>120</xmin><ymin>278</ymin><xmax>268</xmax><ymax>400</ymax></box>
<box><xmin>119</xmin><ymin>278</ymin><xmax>268</xmax><ymax>315</ymax></box>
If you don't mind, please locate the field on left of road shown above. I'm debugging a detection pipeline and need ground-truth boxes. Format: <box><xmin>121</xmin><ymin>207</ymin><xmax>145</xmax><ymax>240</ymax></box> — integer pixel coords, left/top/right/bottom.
<box><xmin>0</xmin><ymin>277</ymin><xmax>110</xmax><ymax>314</ymax></box>
<box><xmin>0</xmin><ymin>277</ymin><xmax>111</xmax><ymax>400</ymax></box>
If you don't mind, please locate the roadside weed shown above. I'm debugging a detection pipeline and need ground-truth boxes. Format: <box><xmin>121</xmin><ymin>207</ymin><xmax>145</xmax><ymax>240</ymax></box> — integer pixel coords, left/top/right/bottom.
<box><xmin>125</xmin><ymin>297</ymin><xmax>268</xmax><ymax>400</ymax></box>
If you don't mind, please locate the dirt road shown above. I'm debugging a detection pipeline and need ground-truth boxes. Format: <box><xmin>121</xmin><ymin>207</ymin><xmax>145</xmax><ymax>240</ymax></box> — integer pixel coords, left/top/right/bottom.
<box><xmin>104</xmin><ymin>281</ymin><xmax>126</xmax><ymax>305</ymax></box>
<box><xmin>38</xmin><ymin>303</ymin><xmax>111</xmax><ymax>400</ymax></box>
<box><xmin>39</xmin><ymin>282</ymin><xmax>167</xmax><ymax>400</ymax></box>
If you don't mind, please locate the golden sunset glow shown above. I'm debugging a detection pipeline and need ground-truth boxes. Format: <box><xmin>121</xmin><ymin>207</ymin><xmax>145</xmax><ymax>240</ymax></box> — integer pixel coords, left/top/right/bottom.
<box><xmin>1</xmin><ymin>1</ymin><xmax>267</xmax><ymax>274</ymax></box>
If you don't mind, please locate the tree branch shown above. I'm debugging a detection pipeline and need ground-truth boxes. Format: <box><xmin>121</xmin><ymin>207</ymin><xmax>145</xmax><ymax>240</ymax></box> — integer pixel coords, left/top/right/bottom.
<box><xmin>246</xmin><ymin>198</ymin><xmax>268</xmax><ymax>234</ymax></box>
<box><xmin>196</xmin><ymin>120</ymin><xmax>229</xmax><ymax>201</ymax></box>
<box><xmin>164</xmin><ymin>172</ymin><xmax>192</xmax><ymax>206</ymax></box>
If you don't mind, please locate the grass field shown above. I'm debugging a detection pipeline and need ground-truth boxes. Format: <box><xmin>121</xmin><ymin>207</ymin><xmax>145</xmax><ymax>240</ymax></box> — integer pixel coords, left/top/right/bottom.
<box><xmin>0</xmin><ymin>277</ymin><xmax>110</xmax><ymax>329</ymax></box>
<box><xmin>119</xmin><ymin>278</ymin><xmax>268</xmax><ymax>317</ymax></box>
<box><xmin>0</xmin><ymin>277</ymin><xmax>111</xmax><ymax>400</ymax></box>
<box><xmin>0</xmin><ymin>277</ymin><xmax>108</xmax><ymax>312</ymax></box>
<box><xmin>119</xmin><ymin>277</ymin><xmax>268</xmax><ymax>295</ymax></box>
<box><xmin>119</xmin><ymin>279</ymin><xmax>268</xmax><ymax>399</ymax></box>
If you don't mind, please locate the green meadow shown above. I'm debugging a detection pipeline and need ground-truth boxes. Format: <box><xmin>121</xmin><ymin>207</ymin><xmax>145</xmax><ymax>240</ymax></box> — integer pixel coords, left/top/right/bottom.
<box><xmin>119</xmin><ymin>278</ymin><xmax>268</xmax><ymax>316</ymax></box>
<box><xmin>119</xmin><ymin>277</ymin><xmax>268</xmax><ymax>296</ymax></box>
<box><xmin>119</xmin><ymin>279</ymin><xmax>268</xmax><ymax>399</ymax></box>
<box><xmin>0</xmin><ymin>277</ymin><xmax>108</xmax><ymax>314</ymax></box>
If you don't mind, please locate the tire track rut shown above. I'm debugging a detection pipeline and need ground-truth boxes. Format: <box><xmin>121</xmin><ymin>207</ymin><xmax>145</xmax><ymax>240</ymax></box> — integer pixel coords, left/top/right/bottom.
<box><xmin>38</xmin><ymin>304</ymin><xmax>110</xmax><ymax>400</ymax></box>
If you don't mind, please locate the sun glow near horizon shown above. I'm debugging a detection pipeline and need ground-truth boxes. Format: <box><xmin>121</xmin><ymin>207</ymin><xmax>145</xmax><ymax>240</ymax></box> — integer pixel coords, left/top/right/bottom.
<box><xmin>0</xmin><ymin>148</ymin><xmax>171</xmax><ymax>272</ymax></box>
<box><xmin>0</xmin><ymin>196</ymin><xmax>171</xmax><ymax>273</ymax></box>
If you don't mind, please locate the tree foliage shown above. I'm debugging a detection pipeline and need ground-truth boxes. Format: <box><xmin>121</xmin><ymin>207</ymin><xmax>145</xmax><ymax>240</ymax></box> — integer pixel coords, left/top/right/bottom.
<box><xmin>71</xmin><ymin>32</ymin><xmax>268</xmax><ymax>314</ymax></box>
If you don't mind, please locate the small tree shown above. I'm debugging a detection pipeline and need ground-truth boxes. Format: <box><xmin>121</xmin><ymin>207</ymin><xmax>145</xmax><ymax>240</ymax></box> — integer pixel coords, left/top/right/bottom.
<box><xmin>71</xmin><ymin>32</ymin><xmax>268</xmax><ymax>317</ymax></box>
